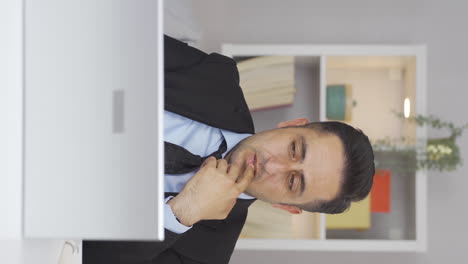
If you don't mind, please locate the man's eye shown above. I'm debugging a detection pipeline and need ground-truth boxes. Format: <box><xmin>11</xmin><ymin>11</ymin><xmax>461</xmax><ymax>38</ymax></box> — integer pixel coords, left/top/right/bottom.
<box><xmin>289</xmin><ymin>174</ymin><xmax>295</xmax><ymax>190</ymax></box>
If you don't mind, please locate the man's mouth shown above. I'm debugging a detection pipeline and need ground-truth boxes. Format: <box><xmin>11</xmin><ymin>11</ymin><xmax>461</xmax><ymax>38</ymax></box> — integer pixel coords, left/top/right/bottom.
<box><xmin>246</xmin><ymin>153</ymin><xmax>258</xmax><ymax>179</ymax></box>
<box><xmin>253</xmin><ymin>153</ymin><xmax>258</xmax><ymax>179</ymax></box>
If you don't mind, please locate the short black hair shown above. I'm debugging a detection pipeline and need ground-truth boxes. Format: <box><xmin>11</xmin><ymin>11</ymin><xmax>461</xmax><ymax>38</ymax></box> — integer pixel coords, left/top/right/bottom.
<box><xmin>296</xmin><ymin>121</ymin><xmax>375</xmax><ymax>214</ymax></box>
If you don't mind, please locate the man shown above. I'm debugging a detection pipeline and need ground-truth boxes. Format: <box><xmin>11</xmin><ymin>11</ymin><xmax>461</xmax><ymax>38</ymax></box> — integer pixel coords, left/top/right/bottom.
<box><xmin>83</xmin><ymin>35</ymin><xmax>375</xmax><ymax>264</ymax></box>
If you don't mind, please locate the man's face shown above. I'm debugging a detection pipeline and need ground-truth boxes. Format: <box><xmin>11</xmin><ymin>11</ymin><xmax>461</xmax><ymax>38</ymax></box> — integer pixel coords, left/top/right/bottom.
<box><xmin>225</xmin><ymin>126</ymin><xmax>345</xmax><ymax>207</ymax></box>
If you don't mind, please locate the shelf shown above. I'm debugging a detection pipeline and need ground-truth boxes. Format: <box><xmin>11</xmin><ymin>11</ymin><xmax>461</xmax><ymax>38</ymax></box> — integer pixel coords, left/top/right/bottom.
<box><xmin>223</xmin><ymin>44</ymin><xmax>427</xmax><ymax>252</ymax></box>
<box><xmin>324</xmin><ymin>56</ymin><xmax>418</xmax><ymax>240</ymax></box>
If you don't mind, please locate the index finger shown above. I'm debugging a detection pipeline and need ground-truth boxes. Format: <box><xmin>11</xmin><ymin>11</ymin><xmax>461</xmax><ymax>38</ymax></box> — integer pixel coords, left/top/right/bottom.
<box><xmin>227</xmin><ymin>163</ymin><xmax>241</xmax><ymax>180</ymax></box>
<box><xmin>236</xmin><ymin>164</ymin><xmax>255</xmax><ymax>192</ymax></box>
<box><xmin>201</xmin><ymin>156</ymin><xmax>217</xmax><ymax>168</ymax></box>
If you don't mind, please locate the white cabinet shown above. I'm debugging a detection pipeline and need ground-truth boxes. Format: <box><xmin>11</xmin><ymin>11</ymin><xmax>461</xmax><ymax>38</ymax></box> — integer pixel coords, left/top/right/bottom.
<box><xmin>3</xmin><ymin>0</ymin><xmax>164</xmax><ymax>241</ymax></box>
<box><xmin>223</xmin><ymin>44</ymin><xmax>427</xmax><ymax>252</ymax></box>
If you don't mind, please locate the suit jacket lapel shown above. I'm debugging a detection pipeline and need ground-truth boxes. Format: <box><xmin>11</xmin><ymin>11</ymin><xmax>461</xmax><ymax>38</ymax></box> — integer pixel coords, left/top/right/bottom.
<box><xmin>165</xmin><ymin>50</ymin><xmax>255</xmax><ymax>134</ymax></box>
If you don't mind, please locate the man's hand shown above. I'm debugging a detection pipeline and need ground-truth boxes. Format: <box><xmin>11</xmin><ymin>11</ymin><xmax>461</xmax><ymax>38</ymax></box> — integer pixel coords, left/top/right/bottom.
<box><xmin>167</xmin><ymin>156</ymin><xmax>255</xmax><ymax>226</ymax></box>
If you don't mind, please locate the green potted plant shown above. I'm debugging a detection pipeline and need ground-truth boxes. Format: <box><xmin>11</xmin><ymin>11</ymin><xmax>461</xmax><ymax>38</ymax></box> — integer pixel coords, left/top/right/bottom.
<box><xmin>373</xmin><ymin>112</ymin><xmax>467</xmax><ymax>173</ymax></box>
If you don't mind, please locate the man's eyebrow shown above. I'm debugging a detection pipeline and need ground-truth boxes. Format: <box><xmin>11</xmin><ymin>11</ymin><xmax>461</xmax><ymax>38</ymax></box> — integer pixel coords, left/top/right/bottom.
<box><xmin>300</xmin><ymin>135</ymin><xmax>307</xmax><ymax>196</ymax></box>
<box><xmin>300</xmin><ymin>173</ymin><xmax>305</xmax><ymax>196</ymax></box>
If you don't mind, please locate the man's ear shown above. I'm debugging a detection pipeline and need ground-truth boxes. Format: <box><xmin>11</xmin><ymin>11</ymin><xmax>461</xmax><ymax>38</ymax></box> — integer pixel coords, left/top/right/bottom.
<box><xmin>271</xmin><ymin>204</ymin><xmax>303</xmax><ymax>214</ymax></box>
<box><xmin>276</xmin><ymin>118</ymin><xmax>309</xmax><ymax>128</ymax></box>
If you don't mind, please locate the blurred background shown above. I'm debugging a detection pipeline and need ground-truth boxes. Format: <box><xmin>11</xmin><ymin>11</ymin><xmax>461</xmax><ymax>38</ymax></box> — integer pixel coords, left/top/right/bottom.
<box><xmin>166</xmin><ymin>0</ymin><xmax>468</xmax><ymax>263</ymax></box>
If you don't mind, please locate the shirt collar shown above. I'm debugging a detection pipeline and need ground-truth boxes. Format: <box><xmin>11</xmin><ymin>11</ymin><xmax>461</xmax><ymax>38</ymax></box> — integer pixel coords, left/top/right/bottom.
<box><xmin>219</xmin><ymin>129</ymin><xmax>252</xmax><ymax>158</ymax></box>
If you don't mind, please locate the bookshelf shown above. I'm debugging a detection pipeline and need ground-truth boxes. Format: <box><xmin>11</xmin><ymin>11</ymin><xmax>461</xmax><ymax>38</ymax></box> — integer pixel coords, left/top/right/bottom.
<box><xmin>222</xmin><ymin>44</ymin><xmax>427</xmax><ymax>252</ymax></box>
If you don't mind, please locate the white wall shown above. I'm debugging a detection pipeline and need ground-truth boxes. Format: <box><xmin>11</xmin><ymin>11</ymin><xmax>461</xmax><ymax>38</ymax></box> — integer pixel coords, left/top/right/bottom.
<box><xmin>164</xmin><ymin>0</ymin><xmax>201</xmax><ymax>46</ymax></box>
<box><xmin>192</xmin><ymin>0</ymin><xmax>468</xmax><ymax>263</ymax></box>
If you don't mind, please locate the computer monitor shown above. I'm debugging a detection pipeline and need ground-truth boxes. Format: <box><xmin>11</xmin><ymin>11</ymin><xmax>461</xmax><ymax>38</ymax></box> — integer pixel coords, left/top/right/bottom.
<box><xmin>24</xmin><ymin>0</ymin><xmax>164</xmax><ymax>240</ymax></box>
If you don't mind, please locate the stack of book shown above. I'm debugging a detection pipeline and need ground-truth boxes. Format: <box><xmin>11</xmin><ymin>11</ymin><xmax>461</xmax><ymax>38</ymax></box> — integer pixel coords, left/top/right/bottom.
<box><xmin>237</xmin><ymin>56</ymin><xmax>296</xmax><ymax>111</ymax></box>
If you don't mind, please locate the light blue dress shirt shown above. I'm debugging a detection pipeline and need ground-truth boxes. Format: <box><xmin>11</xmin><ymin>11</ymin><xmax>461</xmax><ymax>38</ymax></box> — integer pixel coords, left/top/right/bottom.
<box><xmin>164</xmin><ymin>110</ymin><xmax>255</xmax><ymax>234</ymax></box>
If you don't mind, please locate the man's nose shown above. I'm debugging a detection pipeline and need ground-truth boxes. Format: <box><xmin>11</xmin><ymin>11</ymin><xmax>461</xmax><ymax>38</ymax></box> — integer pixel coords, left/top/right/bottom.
<box><xmin>264</xmin><ymin>155</ymin><xmax>299</xmax><ymax>175</ymax></box>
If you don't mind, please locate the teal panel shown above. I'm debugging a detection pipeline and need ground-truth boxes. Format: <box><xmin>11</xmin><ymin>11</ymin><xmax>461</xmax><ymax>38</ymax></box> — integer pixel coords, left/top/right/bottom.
<box><xmin>327</xmin><ymin>85</ymin><xmax>346</xmax><ymax>120</ymax></box>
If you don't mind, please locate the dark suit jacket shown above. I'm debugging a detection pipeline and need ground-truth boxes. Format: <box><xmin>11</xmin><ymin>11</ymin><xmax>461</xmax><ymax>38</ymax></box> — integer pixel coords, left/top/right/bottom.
<box><xmin>83</xmin><ymin>35</ymin><xmax>256</xmax><ymax>264</ymax></box>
